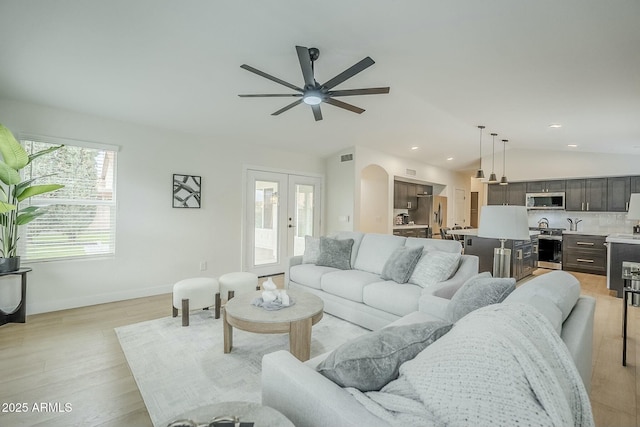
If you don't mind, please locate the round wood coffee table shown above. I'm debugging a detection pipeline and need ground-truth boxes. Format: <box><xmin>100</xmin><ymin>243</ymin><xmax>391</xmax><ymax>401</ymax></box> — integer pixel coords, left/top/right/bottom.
<box><xmin>222</xmin><ymin>290</ymin><xmax>323</xmax><ymax>361</ymax></box>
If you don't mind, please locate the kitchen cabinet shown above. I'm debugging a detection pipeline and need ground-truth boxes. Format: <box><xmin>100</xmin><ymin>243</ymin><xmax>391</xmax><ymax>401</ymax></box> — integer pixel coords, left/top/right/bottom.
<box><xmin>607</xmin><ymin>176</ymin><xmax>631</xmax><ymax>212</ymax></box>
<box><xmin>487</xmin><ymin>182</ymin><xmax>526</xmax><ymax>206</ymax></box>
<box><xmin>565</xmin><ymin>178</ymin><xmax>607</xmax><ymax>211</ymax></box>
<box><xmin>631</xmin><ymin>176</ymin><xmax>640</xmax><ymax>193</ymax></box>
<box><xmin>526</xmin><ymin>180</ymin><xmax>565</xmax><ymax>193</ymax></box>
<box><xmin>607</xmin><ymin>241</ymin><xmax>640</xmax><ymax>298</ymax></box>
<box><xmin>562</xmin><ymin>234</ymin><xmax>607</xmax><ymax>275</ymax></box>
<box><xmin>393</xmin><ymin>181</ymin><xmax>421</xmax><ymax>210</ymax></box>
<box><xmin>392</xmin><ymin>227</ymin><xmax>430</xmax><ymax>238</ymax></box>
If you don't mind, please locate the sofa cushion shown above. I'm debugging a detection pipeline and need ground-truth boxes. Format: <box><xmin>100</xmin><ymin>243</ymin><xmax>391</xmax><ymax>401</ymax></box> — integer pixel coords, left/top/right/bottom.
<box><xmin>289</xmin><ymin>264</ymin><xmax>338</xmax><ymax>290</ymax></box>
<box><xmin>409</xmin><ymin>250</ymin><xmax>461</xmax><ymax>288</ymax></box>
<box><xmin>445</xmin><ymin>272</ymin><xmax>516</xmax><ymax>322</ymax></box>
<box><xmin>363</xmin><ymin>281</ymin><xmax>422</xmax><ymax>317</ymax></box>
<box><xmin>316</xmin><ymin>237</ymin><xmax>354</xmax><ymax>270</ymax></box>
<box><xmin>503</xmin><ymin>270</ymin><xmax>581</xmax><ymax>322</ymax></box>
<box><xmin>353</xmin><ymin>234</ymin><xmax>407</xmax><ymax>275</ymax></box>
<box><xmin>405</xmin><ymin>237</ymin><xmax>462</xmax><ymax>254</ymax></box>
<box><xmin>380</xmin><ymin>246</ymin><xmax>423</xmax><ymax>283</ymax></box>
<box><xmin>320</xmin><ymin>270</ymin><xmax>382</xmax><ymax>302</ymax></box>
<box><xmin>302</xmin><ymin>235</ymin><xmax>320</xmax><ymax>264</ymax></box>
<box><xmin>317</xmin><ymin>320</ymin><xmax>452</xmax><ymax>392</ymax></box>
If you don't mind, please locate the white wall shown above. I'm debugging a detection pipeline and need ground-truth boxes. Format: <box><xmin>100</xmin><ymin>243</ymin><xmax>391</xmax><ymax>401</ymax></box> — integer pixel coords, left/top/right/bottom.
<box><xmin>325</xmin><ymin>149</ymin><xmax>356</xmax><ymax>233</ymax></box>
<box><xmin>0</xmin><ymin>99</ymin><xmax>324</xmax><ymax>314</ymax></box>
<box><xmin>359</xmin><ymin>164</ymin><xmax>389</xmax><ymax>233</ymax></box>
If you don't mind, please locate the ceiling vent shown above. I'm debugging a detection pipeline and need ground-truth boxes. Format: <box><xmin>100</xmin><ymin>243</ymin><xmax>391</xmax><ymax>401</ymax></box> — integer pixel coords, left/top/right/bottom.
<box><xmin>341</xmin><ymin>154</ymin><xmax>354</xmax><ymax>162</ymax></box>
<box><xmin>405</xmin><ymin>168</ymin><xmax>417</xmax><ymax>176</ymax></box>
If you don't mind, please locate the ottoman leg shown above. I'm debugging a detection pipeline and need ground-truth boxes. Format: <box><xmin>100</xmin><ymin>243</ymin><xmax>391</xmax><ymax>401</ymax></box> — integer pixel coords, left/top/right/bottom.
<box><xmin>215</xmin><ymin>292</ymin><xmax>221</xmax><ymax>319</ymax></box>
<box><xmin>172</xmin><ymin>305</ymin><xmax>178</xmax><ymax>318</ymax></box>
<box><xmin>181</xmin><ymin>298</ymin><xmax>189</xmax><ymax>327</ymax></box>
<box><xmin>228</xmin><ymin>290</ymin><xmax>235</xmax><ymax>300</ymax></box>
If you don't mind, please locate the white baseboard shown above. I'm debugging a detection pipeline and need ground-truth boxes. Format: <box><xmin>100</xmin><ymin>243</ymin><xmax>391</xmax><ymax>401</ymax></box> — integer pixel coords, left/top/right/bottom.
<box><xmin>27</xmin><ymin>283</ymin><xmax>174</xmax><ymax>315</ymax></box>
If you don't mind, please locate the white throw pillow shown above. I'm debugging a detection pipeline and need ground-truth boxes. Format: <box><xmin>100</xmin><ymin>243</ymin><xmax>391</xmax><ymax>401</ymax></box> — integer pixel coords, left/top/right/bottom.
<box><xmin>409</xmin><ymin>250</ymin><xmax>461</xmax><ymax>288</ymax></box>
<box><xmin>302</xmin><ymin>235</ymin><xmax>320</xmax><ymax>264</ymax></box>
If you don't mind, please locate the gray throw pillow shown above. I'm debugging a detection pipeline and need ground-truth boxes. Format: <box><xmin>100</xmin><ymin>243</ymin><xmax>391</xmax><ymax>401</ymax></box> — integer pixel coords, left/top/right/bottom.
<box><xmin>317</xmin><ymin>321</ymin><xmax>453</xmax><ymax>391</ymax></box>
<box><xmin>445</xmin><ymin>272</ymin><xmax>516</xmax><ymax>323</ymax></box>
<box><xmin>409</xmin><ymin>250</ymin><xmax>461</xmax><ymax>289</ymax></box>
<box><xmin>316</xmin><ymin>237</ymin><xmax>354</xmax><ymax>270</ymax></box>
<box><xmin>302</xmin><ymin>235</ymin><xmax>320</xmax><ymax>264</ymax></box>
<box><xmin>380</xmin><ymin>246</ymin><xmax>424</xmax><ymax>283</ymax></box>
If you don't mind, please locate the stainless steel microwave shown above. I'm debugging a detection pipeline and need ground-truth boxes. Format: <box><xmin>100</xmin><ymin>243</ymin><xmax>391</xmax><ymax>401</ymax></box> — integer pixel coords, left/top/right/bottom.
<box><xmin>526</xmin><ymin>192</ymin><xmax>566</xmax><ymax>210</ymax></box>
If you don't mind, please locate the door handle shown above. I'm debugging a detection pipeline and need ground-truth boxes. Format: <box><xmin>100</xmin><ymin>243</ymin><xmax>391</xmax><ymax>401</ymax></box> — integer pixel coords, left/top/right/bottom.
<box><xmin>577</xmin><ymin>258</ymin><xmax>594</xmax><ymax>263</ymax></box>
<box><xmin>288</xmin><ymin>224</ymin><xmax>296</xmax><ymax>228</ymax></box>
<box><xmin>577</xmin><ymin>242</ymin><xmax>595</xmax><ymax>246</ymax></box>
<box><xmin>581</xmin><ymin>202</ymin><xmax>584</xmax><ymax>211</ymax></box>
<box><xmin>586</xmin><ymin>202</ymin><xmax>589</xmax><ymax>211</ymax></box>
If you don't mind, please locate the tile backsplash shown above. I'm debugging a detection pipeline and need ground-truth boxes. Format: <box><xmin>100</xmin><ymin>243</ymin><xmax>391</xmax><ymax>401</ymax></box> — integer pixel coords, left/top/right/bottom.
<box><xmin>528</xmin><ymin>210</ymin><xmax>635</xmax><ymax>234</ymax></box>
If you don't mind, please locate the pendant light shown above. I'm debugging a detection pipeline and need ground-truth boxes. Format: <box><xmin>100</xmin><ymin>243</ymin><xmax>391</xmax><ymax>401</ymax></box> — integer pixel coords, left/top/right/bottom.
<box><xmin>488</xmin><ymin>133</ymin><xmax>498</xmax><ymax>183</ymax></box>
<box><xmin>475</xmin><ymin>125</ymin><xmax>485</xmax><ymax>179</ymax></box>
<box><xmin>499</xmin><ymin>139</ymin><xmax>509</xmax><ymax>185</ymax></box>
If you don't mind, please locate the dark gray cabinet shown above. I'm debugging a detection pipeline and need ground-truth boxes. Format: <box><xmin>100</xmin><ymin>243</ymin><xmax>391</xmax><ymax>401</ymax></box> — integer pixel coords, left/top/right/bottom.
<box><xmin>393</xmin><ymin>227</ymin><xmax>430</xmax><ymax>238</ymax></box>
<box><xmin>607</xmin><ymin>176</ymin><xmax>631</xmax><ymax>212</ymax></box>
<box><xmin>394</xmin><ymin>181</ymin><xmax>417</xmax><ymax>210</ymax></box>
<box><xmin>608</xmin><ymin>242</ymin><xmax>640</xmax><ymax>297</ymax></box>
<box><xmin>565</xmin><ymin>178</ymin><xmax>607</xmax><ymax>211</ymax></box>
<box><xmin>631</xmin><ymin>176</ymin><xmax>640</xmax><ymax>193</ymax></box>
<box><xmin>487</xmin><ymin>182</ymin><xmax>526</xmax><ymax>206</ymax></box>
<box><xmin>562</xmin><ymin>234</ymin><xmax>607</xmax><ymax>275</ymax></box>
<box><xmin>526</xmin><ymin>180</ymin><xmax>565</xmax><ymax>193</ymax></box>
<box><xmin>463</xmin><ymin>235</ymin><xmax>535</xmax><ymax>281</ymax></box>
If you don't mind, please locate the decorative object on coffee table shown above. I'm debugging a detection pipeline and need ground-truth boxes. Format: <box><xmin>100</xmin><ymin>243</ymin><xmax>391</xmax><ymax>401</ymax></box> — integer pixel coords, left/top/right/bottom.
<box><xmin>173</xmin><ymin>174</ymin><xmax>201</xmax><ymax>208</ymax></box>
<box><xmin>0</xmin><ymin>124</ymin><xmax>64</xmax><ymax>273</ymax></box>
<box><xmin>172</xmin><ymin>277</ymin><xmax>221</xmax><ymax>325</ymax></box>
<box><xmin>223</xmin><ymin>290</ymin><xmax>323</xmax><ymax>361</ymax></box>
<box><xmin>165</xmin><ymin>401</ymin><xmax>293</xmax><ymax>427</ymax></box>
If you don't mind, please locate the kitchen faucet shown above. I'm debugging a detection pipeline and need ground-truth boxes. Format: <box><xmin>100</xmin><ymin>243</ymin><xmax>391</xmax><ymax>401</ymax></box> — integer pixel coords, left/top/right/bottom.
<box><xmin>567</xmin><ymin>218</ymin><xmax>583</xmax><ymax>231</ymax></box>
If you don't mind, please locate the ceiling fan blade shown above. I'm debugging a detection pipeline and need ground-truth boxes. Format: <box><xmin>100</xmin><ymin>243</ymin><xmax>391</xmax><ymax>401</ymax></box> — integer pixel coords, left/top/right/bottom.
<box><xmin>240</xmin><ymin>64</ymin><xmax>303</xmax><ymax>92</ymax></box>
<box><xmin>239</xmin><ymin>94</ymin><xmax>302</xmax><ymax>97</ymax></box>
<box><xmin>325</xmin><ymin>97</ymin><xmax>365</xmax><ymax>114</ymax></box>
<box><xmin>322</xmin><ymin>57</ymin><xmax>375</xmax><ymax>90</ymax></box>
<box><xmin>271</xmin><ymin>99</ymin><xmax>303</xmax><ymax>116</ymax></box>
<box><xmin>311</xmin><ymin>104</ymin><xmax>323</xmax><ymax>121</ymax></box>
<box><xmin>296</xmin><ymin>46</ymin><xmax>315</xmax><ymax>87</ymax></box>
<box><xmin>329</xmin><ymin>87</ymin><xmax>390</xmax><ymax>97</ymax></box>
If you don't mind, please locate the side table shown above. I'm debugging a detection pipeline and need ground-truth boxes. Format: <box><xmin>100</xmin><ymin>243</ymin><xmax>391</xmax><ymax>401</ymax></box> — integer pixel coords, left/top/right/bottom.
<box><xmin>0</xmin><ymin>268</ymin><xmax>32</xmax><ymax>326</ymax></box>
<box><xmin>165</xmin><ymin>401</ymin><xmax>294</xmax><ymax>427</ymax></box>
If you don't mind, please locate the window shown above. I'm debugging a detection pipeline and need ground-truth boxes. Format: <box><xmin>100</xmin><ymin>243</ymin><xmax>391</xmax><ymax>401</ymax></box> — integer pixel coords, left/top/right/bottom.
<box><xmin>18</xmin><ymin>137</ymin><xmax>117</xmax><ymax>261</ymax></box>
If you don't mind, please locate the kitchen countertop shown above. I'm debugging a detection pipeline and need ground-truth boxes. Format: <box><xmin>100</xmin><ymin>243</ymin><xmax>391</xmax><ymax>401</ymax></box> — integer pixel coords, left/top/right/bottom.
<box><xmin>562</xmin><ymin>230</ymin><xmax>610</xmax><ymax>236</ymax></box>
<box><xmin>606</xmin><ymin>233</ymin><xmax>640</xmax><ymax>244</ymax></box>
<box><xmin>393</xmin><ymin>224</ymin><xmax>430</xmax><ymax>229</ymax></box>
<box><xmin>451</xmin><ymin>229</ymin><xmax>540</xmax><ymax>237</ymax></box>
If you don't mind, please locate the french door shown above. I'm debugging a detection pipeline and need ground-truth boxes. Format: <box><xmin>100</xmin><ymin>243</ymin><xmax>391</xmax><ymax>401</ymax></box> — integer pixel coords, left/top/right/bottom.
<box><xmin>244</xmin><ymin>169</ymin><xmax>322</xmax><ymax>276</ymax></box>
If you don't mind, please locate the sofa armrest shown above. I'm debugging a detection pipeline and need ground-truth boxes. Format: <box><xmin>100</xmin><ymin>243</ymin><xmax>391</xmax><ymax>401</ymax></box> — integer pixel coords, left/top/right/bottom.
<box><xmin>423</xmin><ymin>254</ymin><xmax>479</xmax><ymax>300</ymax></box>
<box><xmin>285</xmin><ymin>256</ymin><xmax>304</xmax><ymax>288</ymax></box>
<box><xmin>560</xmin><ymin>296</ymin><xmax>595</xmax><ymax>393</ymax></box>
<box><xmin>262</xmin><ymin>350</ymin><xmax>390</xmax><ymax>427</ymax></box>
<box><xmin>417</xmin><ymin>294</ymin><xmax>450</xmax><ymax>320</ymax></box>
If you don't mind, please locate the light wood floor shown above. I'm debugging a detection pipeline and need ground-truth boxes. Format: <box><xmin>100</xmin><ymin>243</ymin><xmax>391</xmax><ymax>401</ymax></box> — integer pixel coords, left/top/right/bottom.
<box><xmin>0</xmin><ymin>272</ymin><xmax>636</xmax><ymax>426</ymax></box>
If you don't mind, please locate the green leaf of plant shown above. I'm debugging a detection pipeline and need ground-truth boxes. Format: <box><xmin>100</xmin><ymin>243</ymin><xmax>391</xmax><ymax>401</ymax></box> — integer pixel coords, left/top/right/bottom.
<box><xmin>16</xmin><ymin>184</ymin><xmax>64</xmax><ymax>202</ymax></box>
<box><xmin>0</xmin><ymin>160</ymin><xmax>21</xmax><ymax>185</ymax></box>
<box><xmin>0</xmin><ymin>201</ymin><xmax>16</xmax><ymax>214</ymax></box>
<box><xmin>0</xmin><ymin>124</ymin><xmax>29</xmax><ymax>170</ymax></box>
<box><xmin>15</xmin><ymin>174</ymin><xmax>58</xmax><ymax>194</ymax></box>
<box><xmin>17</xmin><ymin>207</ymin><xmax>49</xmax><ymax>225</ymax></box>
<box><xmin>27</xmin><ymin>145</ymin><xmax>64</xmax><ymax>165</ymax></box>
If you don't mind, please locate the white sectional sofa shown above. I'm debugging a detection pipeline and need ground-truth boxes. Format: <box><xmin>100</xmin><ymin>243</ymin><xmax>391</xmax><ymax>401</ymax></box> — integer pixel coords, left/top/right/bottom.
<box><xmin>263</xmin><ymin>270</ymin><xmax>596</xmax><ymax>427</ymax></box>
<box><xmin>286</xmin><ymin>232</ymin><xmax>479</xmax><ymax>330</ymax></box>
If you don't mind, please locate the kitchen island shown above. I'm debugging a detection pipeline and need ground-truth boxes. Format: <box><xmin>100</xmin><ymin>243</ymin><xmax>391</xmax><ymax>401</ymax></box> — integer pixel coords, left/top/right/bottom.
<box><xmin>392</xmin><ymin>224</ymin><xmax>431</xmax><ymax>238</ymax></box>
<box><xmin>457</xmin><ymin>229</ymin><xmax>539</xmax><ymax>281</ymax></box>
<box><xmin>605</xmin><ymin>233</ymin><xmax>640</xmax><ymax>297</ymax></box>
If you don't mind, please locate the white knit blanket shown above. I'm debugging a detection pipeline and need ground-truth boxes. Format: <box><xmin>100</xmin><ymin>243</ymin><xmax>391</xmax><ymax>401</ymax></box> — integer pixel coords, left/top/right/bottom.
<box><xmin>348</xmin><ymin>303</ymin><xmax>595</xmax><ymax>427</ymax></box>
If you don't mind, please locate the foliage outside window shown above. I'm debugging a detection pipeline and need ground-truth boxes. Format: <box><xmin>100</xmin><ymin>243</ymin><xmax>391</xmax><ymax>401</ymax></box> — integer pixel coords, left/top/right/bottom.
<box><xmin>18</xmin><ymin>138</ymin><xmax>117</xmax><ymax>261</ymax></box>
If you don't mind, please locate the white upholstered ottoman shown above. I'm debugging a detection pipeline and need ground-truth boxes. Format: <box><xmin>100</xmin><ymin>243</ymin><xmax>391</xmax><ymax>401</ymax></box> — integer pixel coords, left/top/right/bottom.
<box><xmin>219</xmin><ymin>272</ymin><xmax>259</xmax><ymax>300</ymax></box>
<box><xmin>172</xmin><ymin>277</ymin><xmax>220</xmax><ymax>326</ymax></box>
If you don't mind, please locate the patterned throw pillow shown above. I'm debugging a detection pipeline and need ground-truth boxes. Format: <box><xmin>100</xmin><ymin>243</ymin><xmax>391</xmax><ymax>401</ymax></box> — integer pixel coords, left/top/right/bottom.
<box><xmin>316</xmin><ymin>237</ymin><xmax>354</xmax><ymax>270</ymax></box>
<box><xmin>302</xmin><ymin>235</ymin><xmax>320</xmax><ymax>264</ymax></box>
<box><xmin>409</xmin><ymin>250</ymin><xmax>461</xmax><ymax>288</ymax></box>
<box><xmin>317</xmin><ymin>321</ymin><xmax>453</xmax><ymax>391</ymax></box>
<box><xmin>380</xmin><ymin>246</ymin><xmax>424</xmax><ymax>283</ymax></box>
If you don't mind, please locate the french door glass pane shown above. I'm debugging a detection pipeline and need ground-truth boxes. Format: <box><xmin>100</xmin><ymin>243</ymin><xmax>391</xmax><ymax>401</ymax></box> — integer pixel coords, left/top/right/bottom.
<box><xmin>254</xmin><ymin>180</ymin><xmax>279</xmax><ymax>266</ymax></box>
<box><xmin>293</xmin><ymin>184</ymin><xmax>314</xmax><ymax>256</ymax></box>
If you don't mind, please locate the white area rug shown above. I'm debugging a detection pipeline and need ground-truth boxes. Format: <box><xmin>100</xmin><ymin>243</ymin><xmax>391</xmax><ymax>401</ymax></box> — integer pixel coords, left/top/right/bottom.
<box><xmin>115</xmin><ymin>310</ymin><xmax>368</xmax><ymax>427</ymax></box>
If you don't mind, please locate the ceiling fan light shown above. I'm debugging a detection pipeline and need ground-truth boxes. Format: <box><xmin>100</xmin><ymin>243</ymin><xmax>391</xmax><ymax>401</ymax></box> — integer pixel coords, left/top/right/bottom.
<box><xmin>303</xmin><ymin>94</ymin><xmax>323</xmax><ymax>105</ymax></box>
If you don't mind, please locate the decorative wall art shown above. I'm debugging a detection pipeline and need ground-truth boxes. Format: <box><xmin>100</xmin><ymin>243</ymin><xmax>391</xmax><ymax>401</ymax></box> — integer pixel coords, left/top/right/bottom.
<box><xmin>173</xmin><ymin>174</ymin><xmax>201</xmax><ymax>208</ymax></box>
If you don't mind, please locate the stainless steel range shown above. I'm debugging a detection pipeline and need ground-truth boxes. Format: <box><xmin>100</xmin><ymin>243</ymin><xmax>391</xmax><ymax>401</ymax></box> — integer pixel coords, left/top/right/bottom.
<box><xmin>532</xmin><ymin>227</ymin><xmax>564</xmax><ymax>269</ymax></box>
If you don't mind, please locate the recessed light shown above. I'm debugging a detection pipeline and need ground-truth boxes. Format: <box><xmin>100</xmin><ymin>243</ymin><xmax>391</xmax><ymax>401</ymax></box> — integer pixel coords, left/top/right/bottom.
<box><xmin>549</xmin><ymin>123</ymin><xmax>562</xmax><ymax>128</ymax></box>
<box><xmin>410</xmin><ymin>146</ymin><xmax>419</xmax><ymax>150</ymax></box>
<box><xmin>567</xmin><ymin>144</ymin><xmax>578</xmax><ymax>148</ymax></box>
<box><xmin>446</xmin><ymin>157</ymin><xmax>454</xmax><ymax>161</ymax></box>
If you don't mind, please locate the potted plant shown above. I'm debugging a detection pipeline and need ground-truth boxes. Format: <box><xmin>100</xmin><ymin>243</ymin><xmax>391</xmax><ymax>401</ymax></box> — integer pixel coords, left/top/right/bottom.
<box><xmin>0</xmin><ymin>124</ymin><xmax>64</xmax><ymax>273</ymax></box>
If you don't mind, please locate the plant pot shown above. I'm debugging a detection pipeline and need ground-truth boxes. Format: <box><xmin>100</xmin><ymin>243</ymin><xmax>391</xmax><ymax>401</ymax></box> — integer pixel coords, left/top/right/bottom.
<box><xmin>0</xmin><ymin>256</ymin><xmax>20</xmax><ymax>273</ymax></box>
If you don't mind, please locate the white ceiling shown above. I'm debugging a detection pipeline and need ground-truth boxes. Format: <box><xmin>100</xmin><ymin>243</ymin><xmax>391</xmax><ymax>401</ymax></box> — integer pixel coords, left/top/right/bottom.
<box><xmin>1</xmin><ymin>0</ymin><xmax>639</xmax><ymax>172</ymax></box>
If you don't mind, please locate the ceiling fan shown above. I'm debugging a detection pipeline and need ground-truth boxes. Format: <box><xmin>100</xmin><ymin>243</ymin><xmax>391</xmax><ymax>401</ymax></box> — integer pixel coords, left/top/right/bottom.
<box><xmin>238</xmin><ymin>46</ymin><xmax>390</xmax><ymax>121</ymax></box>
